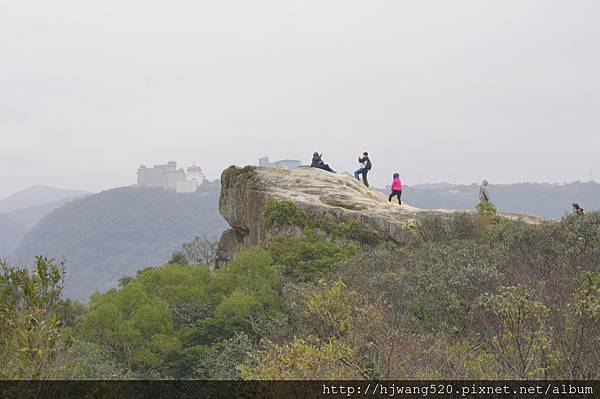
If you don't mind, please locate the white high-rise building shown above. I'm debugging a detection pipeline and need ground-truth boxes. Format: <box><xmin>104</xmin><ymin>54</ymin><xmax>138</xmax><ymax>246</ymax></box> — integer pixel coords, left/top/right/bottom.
<box><xmin>137</xmin><ymin>161</ymin><xmax>177</xmax><ymax>188</ymax></box>
<box><xmin>187</xmin><ymin>164</ymin><xmax>205</xmax><ymax>184</ymax></box>
<box><xmin>137</xmin><ymin>161</ymin><xmax>206</xmax><ymax>193</ymax></box>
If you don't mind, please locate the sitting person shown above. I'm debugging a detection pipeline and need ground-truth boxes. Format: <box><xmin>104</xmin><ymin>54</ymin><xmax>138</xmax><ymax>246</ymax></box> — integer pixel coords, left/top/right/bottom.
<box><xmin>572</xmin><ymin>203</ymin><xmax>585</xmax><ymax>215</ymax></box>
<box><xmin>310</xmin><ymin>152</ymin><xmax>335</xmax><ymax>173</ymax></box>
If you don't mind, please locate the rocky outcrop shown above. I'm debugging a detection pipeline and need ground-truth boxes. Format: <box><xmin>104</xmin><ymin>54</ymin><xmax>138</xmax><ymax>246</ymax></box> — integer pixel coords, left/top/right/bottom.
<box><xmin>214</xmin><ymin>165</ymin><xmax>541</xmax><ymax>267</ymax></box>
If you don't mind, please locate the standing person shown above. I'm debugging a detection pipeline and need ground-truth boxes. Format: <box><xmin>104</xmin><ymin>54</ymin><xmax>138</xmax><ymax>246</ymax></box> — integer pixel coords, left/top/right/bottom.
<box><xmin>572</xmin><ymin>203</ymin><xmax>585</xmax><ymax>215</ymax></box>
<box><xmin>354</xmin><ymin>152</ymin><xmax>372</xmax><ymax>187</ymax></box>
<box><xmin>310</xmin><ymin>152</ymin><xmax>335</xmax><ymax>173</ymax></box>
<box><xmin>389</xmin><ymin>173</ymin><xmax>403</xmax><ymax>205</ymax></box>
<box><xmin>479</xmin><ymin>180</ymin><xmax>490</xmax><ymax>203</ymax></box>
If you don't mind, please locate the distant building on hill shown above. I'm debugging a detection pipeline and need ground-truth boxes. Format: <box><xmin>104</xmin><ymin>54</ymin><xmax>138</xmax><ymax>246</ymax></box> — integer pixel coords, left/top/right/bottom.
<box><xmin>137</xmin><ymin>161</ymin><xmax>206</xmax><ymax>193</ymax></box>
<box><xmin>259</xmin><ymin>156</ymin><xmax>301</xmax><ymax>170</ymax></box>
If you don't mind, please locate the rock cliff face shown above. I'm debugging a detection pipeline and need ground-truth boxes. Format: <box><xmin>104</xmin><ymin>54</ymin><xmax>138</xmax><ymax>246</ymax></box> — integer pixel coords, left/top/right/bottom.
<box><xmin>215</xmin><ymin>165</ymin><xmax>540</xmax><ymax>267</ymax></box>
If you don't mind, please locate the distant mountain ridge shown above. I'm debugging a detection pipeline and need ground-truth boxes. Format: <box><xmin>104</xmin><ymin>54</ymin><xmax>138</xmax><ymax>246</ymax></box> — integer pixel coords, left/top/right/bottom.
<box><xmin>12</xmin><ymin>183</ymin><xmax>227</xmax><ymax>301</ymax></box>
<box><xmin>0</xmin><ymin>185</ymin><xmax>91</xmax><ymax>213</ymax></box>
<box><xmin>6</xmin><ymin>195</ymin><xmax>90</xmax><ymax>230</ymax></box>
<box><xmin>401</xmin><ymin>181</ymin><xmax>600</xmax><ymax>219</ymax></box>
<box><xmin>0</xmin><ymin>185</ymin><xmax>91</xmax><ymax>257</ymax></box>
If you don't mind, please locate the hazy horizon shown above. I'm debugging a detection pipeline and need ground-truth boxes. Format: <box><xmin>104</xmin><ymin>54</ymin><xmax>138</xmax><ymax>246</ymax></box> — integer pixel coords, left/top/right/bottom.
<box><xmin>3</xmin><ymin>175</ymin><xmax>600</xmax><ymax>201</ymax></box>
<box><xmin>2</xmin><ymin>1</ymin><xmax>599</xmax><ymax>199</ymax></box>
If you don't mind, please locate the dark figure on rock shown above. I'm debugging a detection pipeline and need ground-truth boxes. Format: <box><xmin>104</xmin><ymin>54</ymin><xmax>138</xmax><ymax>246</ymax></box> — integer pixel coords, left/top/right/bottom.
<box><xmin>354</xmin><ymin>152</ymin><xmax>372</xmax><ymax>187</ymax></box>
<box><xmin>310</xmin><ymin>152</ymin><xmax>335</xmax><ymax>173</ymax></box>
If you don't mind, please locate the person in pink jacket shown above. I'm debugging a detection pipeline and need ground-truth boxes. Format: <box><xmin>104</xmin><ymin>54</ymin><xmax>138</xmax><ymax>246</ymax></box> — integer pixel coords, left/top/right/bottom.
<box><xmin>389</xmin><ymin>173</ymin><xmax>402</xmax><ymax>205</ymax></box>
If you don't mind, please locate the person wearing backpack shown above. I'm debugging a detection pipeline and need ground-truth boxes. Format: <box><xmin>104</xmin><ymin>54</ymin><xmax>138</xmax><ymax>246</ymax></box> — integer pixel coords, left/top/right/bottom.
<box><xmin>572</xmin><ymin>203</ymin><xmax>585</xmax><ymax>215</ymax></box>
<box><xmin>354</xmin><ymin>152</ymin><xmax>372</xmax><ymax>187</ymax></box>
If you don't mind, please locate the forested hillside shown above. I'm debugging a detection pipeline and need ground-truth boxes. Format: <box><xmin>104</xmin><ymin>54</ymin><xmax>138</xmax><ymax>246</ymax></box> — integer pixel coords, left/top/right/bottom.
<box><xmin>12</xmin><ymin>182</ymin><xmax>227</xmax><ymax>300</ymax></box>
<box><xmin>0</xmin><ymin>186</ymin><xmax>90</xmax><ymax>257</ymax></box>
<box><xmin>0</xmin><ymin>213</ymin><xmax>25</xmax><ymax>256</ymax></box>
<box><xmin>6</xmin><ymin>196</ymin><xmax>89</xmax><ymax>230</ymax></box>
<box><xmin>3</xmin><ymin>201</ymin><xmax>599</xmax><ymax>380</ymax></box>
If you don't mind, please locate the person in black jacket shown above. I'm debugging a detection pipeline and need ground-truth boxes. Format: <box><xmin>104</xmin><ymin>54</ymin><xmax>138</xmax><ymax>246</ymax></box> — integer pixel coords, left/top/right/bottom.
<box><xmin>310</xmin><ymin>152</ymin><xmax>335</xmax><ymax>173</ymax></box>
<box><xmin>572</xmin><ymin>203</ymin><xmax>585</xmax><ymax>215</ymax></box>
<box><xmin>354</xmin><ymin>152</ymin><xmax>371</xmax><ymax>187</ymax></box>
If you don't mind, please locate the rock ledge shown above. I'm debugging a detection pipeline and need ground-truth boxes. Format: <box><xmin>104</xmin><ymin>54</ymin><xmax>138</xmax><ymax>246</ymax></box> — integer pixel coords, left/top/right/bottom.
<box><xmin>214</xmin><ymin>165</ymin><xmax>540</xmax><ymax>267</ymax></box>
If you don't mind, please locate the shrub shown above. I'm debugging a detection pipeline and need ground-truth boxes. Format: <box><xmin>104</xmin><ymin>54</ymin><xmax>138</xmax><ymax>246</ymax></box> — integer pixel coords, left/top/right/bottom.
<box><xmin>263</xmin><ymin>199</ymin><xmax>384</xmax><ymax>246</ymax></box>
<box><xmin>195</xmin><ymin>332</ymin><xmax>252</xmax><ymax>379</ymax></box>
<box><xmin>476</xmin><ymin>286</ymin><xmax>551</xmax><ymax>379</ymax></box>
<box><xmin>262</xmin><ymin>198</ymin><xmax>307</xmax><ymax>230</ymax></box>
<box><xmin>238</xmin><ymin>337</ymin><xmax>358</xmax><ymax>379</ymax></box>
<box><xmin>554</xmin><ymin>271</ymin><xmax>600</xmax><ymax>378</ymax></box>
<box><xmin>269</xmin><ymin>231</ymin><xmax>358</xmax><ymax>280</ymax></box>
<box><xmin>449</xmin><ymin>213</ymin><xmax>475</xmax><ymax>239</ymax></box>
<box><xmin>416</xmin><ymin>215</ymin><xmax>449</xmax><ymax>242</ymax></box>
<box><xmin>476</xmin><ymin>201</ymin><xmax>497</xmax><ymax>216</ymax></box>
<box><xmin>0</xmin><ymin>257</ymin><xmax>73</xmax><ymax>379</ymax></box>
<box><xmin>472</xmin><ymin>214</ymin><xmax>493</xmax><ymax>235</ymax></box>
<box><xmin>329</xmin><ymin>220</ymin><xmax>384</xmax><ymax>245</ymax></box>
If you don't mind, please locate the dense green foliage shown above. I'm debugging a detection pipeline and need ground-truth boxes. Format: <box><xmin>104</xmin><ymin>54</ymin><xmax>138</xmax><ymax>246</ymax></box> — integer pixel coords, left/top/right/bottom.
<box><xmin>476</xmin><ymin>200</ymin><xmax>497</xmax><ymax>216</ymax></box>
<box><xmin>262</xmin><ymin>198</ymin><xmax>383</xmax><ymax>245</ymax></box>
<box><xmin>12</xmin><ymin>183</ymin><xmax>227</xmax><ymax>300</ymax></box>
<box><xmin>269</xmin><ymin>232</ymin><xmax>357</xmax><ymax>280</ymax></box>
<box><xmin>0</xmin><ymin>257</ymin><xmax>72</xmax><ymax>379</ymax></box>
<box><xmin>330</xmin><ymin>213</ymin><xmax>600</xmax><ymax>379</ymax></box>
<box><xmin>3</xmin><ymin>198</ymin><xmax>600</xmax><ymax>380</ymax></box>
<box><xmin>80</xmin><ymin>249</ymin><xmax>282</xmax><ymax>378</ymax></box>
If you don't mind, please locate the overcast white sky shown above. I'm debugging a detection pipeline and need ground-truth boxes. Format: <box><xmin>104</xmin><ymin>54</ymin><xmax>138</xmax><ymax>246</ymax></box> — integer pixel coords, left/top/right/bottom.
<box><xmin>1</xmin><ymin>0</ymin><xmax>599</xmax><ymax>198</ymax></box>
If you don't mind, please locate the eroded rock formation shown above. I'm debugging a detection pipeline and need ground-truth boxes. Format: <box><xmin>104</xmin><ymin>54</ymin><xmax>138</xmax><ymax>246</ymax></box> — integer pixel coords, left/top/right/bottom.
<box><xmin>214</xmin><ymin>165</ymin><xmax>540</xmax><ymax>268</ymax></box>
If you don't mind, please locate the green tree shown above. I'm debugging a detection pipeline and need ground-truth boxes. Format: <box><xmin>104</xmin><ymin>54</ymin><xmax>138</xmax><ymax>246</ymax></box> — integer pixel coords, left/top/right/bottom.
<box><xmin>477</xmin><ymin>286</ymin><xmax>551</xmax><ymax>379</ymax></box>
<box><xmin>269</xmin><ymin>231</ymin><xmax>357</xmax><ymax>280</ymax></box>
<box><xmin>195</xmin><ymin>332</ymin><xmax>253</xmax><ymax>379</ymax></box>
<box><xmin>210</xmin><ymin>248</ymin><xmax>283</xmax><ymax>336</ymax></box>
<box><xmin>555</xmin><ymin>272</ymin><xmax>600</xmax><ymax>378</ymax></box>
<box><xmin>81</xmin><ymin>282</ymin><xmax>177</xmax><ymax>371</ymax></box>
<box><xmin>181</xmin><ymin>236</ymin><xmax>218</xmax><ymax>265</ymax></box>
<box><xmin>80</xmin><ymin>249</ymin><xmax>284</xmax><ymax>378</ymax></box>
<box><xmin>168</xmin><ymin>251</ymin><xmax>188</xmax><ymax>265</ymax></box>
<box><xmin>476</xmin><ymin>200</ymin><xmax>497</xmax><ymax>216</ymax></box>
<box><xmin>0</xmin><ymin>257</ymin><xmax>73</xmax><ymax>379</ymax></box>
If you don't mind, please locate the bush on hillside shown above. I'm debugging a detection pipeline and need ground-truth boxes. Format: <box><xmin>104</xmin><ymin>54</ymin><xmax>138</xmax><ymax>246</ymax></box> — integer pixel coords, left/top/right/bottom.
<box><xmin>0</xmin><ymin>257</ymin><xmax>73</xmax><ymax>379</ymax></box>
<box><xmin>476</xmin><ymin>200</ymin><xmax>497</xmax><ymax>216</ymax></box>
<box><xmin>269</xmin><ymin>231</ymin><xmax>358</xmax><ymax>280</ymax></box>
<box><xmin>262</xmin><ymin>198</ymin><xmax>384</xmax><ymax>245</ymax></box>
<box><xmin>262</xmin><ymin>198</ymin><xmax>307</xmax><ymax>229</ymax></box>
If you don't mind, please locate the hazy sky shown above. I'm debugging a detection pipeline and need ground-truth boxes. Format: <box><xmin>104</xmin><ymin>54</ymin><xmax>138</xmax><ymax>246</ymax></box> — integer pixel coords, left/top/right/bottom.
<box><xmin>1</xmin><ymin>0</ymin><xmax>599</xmax><ymax>198</ymax></box>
